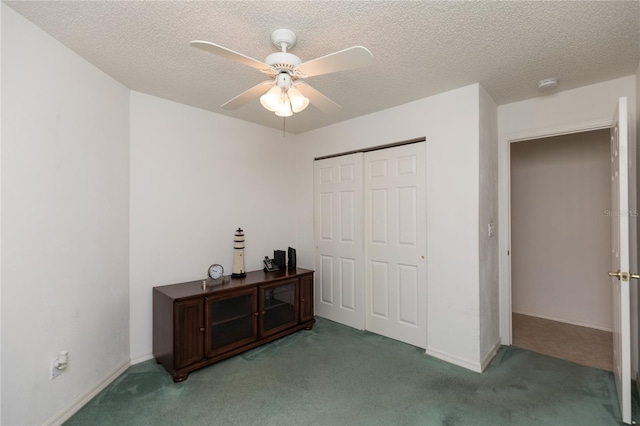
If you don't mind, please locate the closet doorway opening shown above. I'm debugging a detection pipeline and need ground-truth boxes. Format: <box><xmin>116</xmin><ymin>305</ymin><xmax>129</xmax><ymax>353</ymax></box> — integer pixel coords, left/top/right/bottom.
<box><xmin>510</xmin><ymin>128</ymin><xmax>613</xmax><ymax>371</ymax></box>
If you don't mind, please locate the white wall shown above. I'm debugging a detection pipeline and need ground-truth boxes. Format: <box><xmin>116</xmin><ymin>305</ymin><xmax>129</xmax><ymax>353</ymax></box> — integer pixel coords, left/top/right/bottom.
<box><xmin>295</xmin><ymin>84</ymin><xmax>488</xmax><ymax>371</ymax></box>
<box><xmin>478</xmin><ymin>86</ymin><xmax>500</xmax><ymax>366</ymax></box>
<box><xmin>129</xmin><ymin>92</ymin><xmax>299</xmax><ymax>361</ymax></box>
<box><xmin>1</xmin><ymin>5</ymin><xmax>130</xmax><ymax>425</ymax></box>
<box><xmin>498</xmin><ymin>75</ymin><xmax>638</xmax><ymax>371</ymax></box>
<box><xmin>510</xmin><ymin>130</ymin><xmax>612</xmax><ymax>330</ymax></box>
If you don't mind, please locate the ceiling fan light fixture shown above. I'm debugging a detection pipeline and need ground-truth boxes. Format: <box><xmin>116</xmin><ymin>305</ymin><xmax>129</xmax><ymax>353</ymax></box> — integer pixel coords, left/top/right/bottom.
<box><xmin>260</xmin><ymin>85</ymin><xmax>281</xmax><ymax>112</ymax></box>
<box><xmin>288</xmin><ymin>87</ymin><xmax>309</xmax><ymax>113</ymax></box>
<box><xmin>261</xmin><ymin>79</ymin><xmax>308</xmax><ymax>116</ymax></box>
<box><xmin>274</xmin><ymin>95</ymin><xmax>293</xmax><ymax>117</ymax></box>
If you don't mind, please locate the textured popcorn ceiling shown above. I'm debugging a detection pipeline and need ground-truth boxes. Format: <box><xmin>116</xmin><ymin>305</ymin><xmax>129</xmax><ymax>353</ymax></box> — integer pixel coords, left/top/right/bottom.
<box><xmin>5</xmin><ymin>1</ymin><xmax>640</xmax><ymax>134</ymax></box>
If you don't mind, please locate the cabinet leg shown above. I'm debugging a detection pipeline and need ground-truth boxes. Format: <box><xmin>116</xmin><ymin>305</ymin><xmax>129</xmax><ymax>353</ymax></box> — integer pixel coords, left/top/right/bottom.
<box><xmin>173</xmin><ymin>372</ymin><xmax>189</xmax><ymax>383</ymax></box>
<box><xmin>304</xmin><ymin>320</ymin><xmax>315</xmax><ymax>330</ymax></box>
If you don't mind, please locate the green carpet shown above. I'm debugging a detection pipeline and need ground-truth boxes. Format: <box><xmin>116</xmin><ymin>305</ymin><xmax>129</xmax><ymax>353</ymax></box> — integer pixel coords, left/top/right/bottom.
<box><xmin>65</xmin><ymin>317</ymin><xmax>636</xmax><ymax>425</ymax></box>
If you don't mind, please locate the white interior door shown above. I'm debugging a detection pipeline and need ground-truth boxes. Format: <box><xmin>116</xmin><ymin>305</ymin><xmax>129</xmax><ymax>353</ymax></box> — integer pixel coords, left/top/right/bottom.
<box><xmin>314</xmin><ymin>153</ymin><xmax>365</xmax><ymax>329</ymax></box>
<box><xmin>364</xmin><ymin>143</ymin><xmax>427</xmax><ymax>348</ymax></box>
<box><xmin>609</xmin><ymin>96</ymin><xmax>631</xmax><ymax>425</ymax></box>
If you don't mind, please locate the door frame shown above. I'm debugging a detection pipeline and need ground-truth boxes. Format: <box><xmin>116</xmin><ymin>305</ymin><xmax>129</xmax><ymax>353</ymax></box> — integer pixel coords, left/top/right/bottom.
<box><xmin>498</xmin><ymin>118</ymin><xmax>612</xmax><ymax>344</ymax></box>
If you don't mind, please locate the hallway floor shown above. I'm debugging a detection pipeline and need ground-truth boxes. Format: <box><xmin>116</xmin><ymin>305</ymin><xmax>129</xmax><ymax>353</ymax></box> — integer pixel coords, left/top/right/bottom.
<box><xmin>512</xmin><ymin>313</ymin><xmax>613</xmax><ymax>371</ymax></box>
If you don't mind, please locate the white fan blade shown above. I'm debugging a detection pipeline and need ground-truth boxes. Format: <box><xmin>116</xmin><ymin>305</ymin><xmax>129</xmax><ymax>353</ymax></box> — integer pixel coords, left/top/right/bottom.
<box><xmin>190</xmin><ymin>40</ymin><xmax>271</xmax><ymax>72</ymax></box>
<box><xmin>297</xmin><ymin>46</ymin><xmax>373</xmax><ymax>77</ymax></box>
<box><xmin>296</xmin><ymin>83</ymin><xmax>341</xmax><ymax>114</ymax></box>
<box><xmin>222</xmin><ymin>81</ymin><xmax>273</xmax><ymax>110</ymax></box>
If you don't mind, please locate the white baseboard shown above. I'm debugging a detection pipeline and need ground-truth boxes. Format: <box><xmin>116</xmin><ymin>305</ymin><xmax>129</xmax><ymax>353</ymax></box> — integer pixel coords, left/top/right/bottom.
<box><xmin>512</xmin><ymin>310</ymin><xmax>613</xmax><ymax>332</ymax></box>
<box><xmin>130</xmin><ymin>353</ymin><xmax>155</xmax><ymax>365</ymax></box>
<box><xmin>480</xmin><ymin>338</ymin><xmax>502</xmax><ymax>372</ymax></box>
<box><xmin>425</xmin><ymin>338</ymin><xmax>502</xmax><ymax>374</ymax></box>
<box><xmin>46</xmin><ymin>360</ymin><xmax>130</xmax><ymax>426</ymax></box>
<box><xmin>425</xmin><ymin>347</ymin><xmax>482</xmax><ymax>373</ymax></box>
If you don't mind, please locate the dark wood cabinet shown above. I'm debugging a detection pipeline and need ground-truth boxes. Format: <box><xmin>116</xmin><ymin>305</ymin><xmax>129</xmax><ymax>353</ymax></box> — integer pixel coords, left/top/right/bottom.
<box><xmin>153</xmin><ymin>268</ymin><xmax>314</xmax><ymax>382</ymax></box>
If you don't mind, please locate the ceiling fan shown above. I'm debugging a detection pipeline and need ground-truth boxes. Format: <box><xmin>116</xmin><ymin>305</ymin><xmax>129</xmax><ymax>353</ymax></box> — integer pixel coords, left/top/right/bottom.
<box><xmin>190</xmin><ymin>29</ymin><xmax>373</xmax><ymax>117</ymax></box>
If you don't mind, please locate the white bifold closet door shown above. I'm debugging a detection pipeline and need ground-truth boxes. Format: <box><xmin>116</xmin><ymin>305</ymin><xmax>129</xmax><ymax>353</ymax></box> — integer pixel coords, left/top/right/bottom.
<box><xmin>364</xmin><ymin>144</ymin><xmax>427</xmax><ymax>348</ymax></box>
<box><xmin>314</xmin><ymin>143</ymin><xmax>427</xmax><ymax>348</ymax></box>
<box><xmin>314</xmin><ymin>153</ymin><xmax>365</xmax><ymax>330</ymax></box>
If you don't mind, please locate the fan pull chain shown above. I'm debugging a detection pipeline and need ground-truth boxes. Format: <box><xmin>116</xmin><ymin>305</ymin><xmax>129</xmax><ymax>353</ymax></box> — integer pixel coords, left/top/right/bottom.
<box><xmin>282</xmin><ymin>115</ymin><xmax>286</xmax><ymax>137</ymax></box>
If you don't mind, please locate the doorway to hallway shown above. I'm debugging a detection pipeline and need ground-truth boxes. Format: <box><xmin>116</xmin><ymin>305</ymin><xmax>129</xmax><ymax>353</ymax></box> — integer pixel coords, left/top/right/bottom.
<box><xmin>509</xmin><ymin>129</ymin><xmax>612</xmax><ymax>370</ymax></box>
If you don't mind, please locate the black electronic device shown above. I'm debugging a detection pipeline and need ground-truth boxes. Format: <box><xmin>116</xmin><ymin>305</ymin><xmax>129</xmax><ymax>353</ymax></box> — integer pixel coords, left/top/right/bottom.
<box><xmin>263</xmin><ymin>256</ymin><xmax>279</xmax><ymax>272</ymax></box>
<box><xmin>287</xmin><ymin>247</ymin><xmax>297</xmax><ymax>270</ymax></box>
<box><xmin>274</xmin><ymin>250</ymin><xmax>286</xmax><ymax>270</ymax></box>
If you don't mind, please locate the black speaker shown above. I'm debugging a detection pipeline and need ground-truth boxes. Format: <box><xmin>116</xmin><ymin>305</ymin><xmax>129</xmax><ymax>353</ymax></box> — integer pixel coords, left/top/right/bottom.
<box><xmin>287</xmin><ymin>247</ymin><xmax>297</xmax><ymax>270</ymax></box>
<box><xmin>274</xmin><ymin>250</ymin><xmax>286</xmax><ymax>270</ymax></box>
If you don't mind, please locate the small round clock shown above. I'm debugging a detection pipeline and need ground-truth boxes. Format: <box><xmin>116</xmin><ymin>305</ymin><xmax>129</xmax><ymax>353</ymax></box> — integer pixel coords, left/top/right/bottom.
<box><xmin>208</xmin><ymin>264</ymin><xmax>224</xmax><ymax>280</ymax></box>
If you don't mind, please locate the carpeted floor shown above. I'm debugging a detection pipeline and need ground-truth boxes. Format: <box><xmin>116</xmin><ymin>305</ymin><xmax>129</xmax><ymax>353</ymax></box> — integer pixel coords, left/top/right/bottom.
<box><xmin>65</xmin><ymin>317</ymin><xmax>636</xmax><ymax>426</ymax></box>
<box><xmin>512</xmin><ymin>313</ymin><xmax>613</xmax><ymax>371</ymax></box>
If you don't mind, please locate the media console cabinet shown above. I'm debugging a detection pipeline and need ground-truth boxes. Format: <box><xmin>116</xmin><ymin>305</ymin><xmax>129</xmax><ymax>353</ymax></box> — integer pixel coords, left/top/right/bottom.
<box><xmin>153</xmin><ymin>268</ymin><xmax>314</xmax><ymax>382</ymax></box>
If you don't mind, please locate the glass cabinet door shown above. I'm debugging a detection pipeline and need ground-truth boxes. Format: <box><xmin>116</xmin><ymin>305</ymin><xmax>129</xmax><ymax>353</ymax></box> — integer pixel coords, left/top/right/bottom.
<box><xmin>260</xmin><ymin>279</ymin><xmax>298</xmax><ymax>338</ymax></box>
<box><xmin>205</xmin><ymin>288</ymin><xmax>257</xmax><ymax>357</ymax></box>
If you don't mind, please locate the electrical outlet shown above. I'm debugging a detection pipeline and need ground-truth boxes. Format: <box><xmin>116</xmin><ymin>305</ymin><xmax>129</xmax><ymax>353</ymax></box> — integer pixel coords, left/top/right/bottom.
<box><xmin>50</xmin><ymin>358</ymin><xmax>62</xmax><ymax>380</ymax></box>
<box><xmin>488</xmin><ymin>223</ymin><xmax>495</xmax><ymax>238</ymax></box>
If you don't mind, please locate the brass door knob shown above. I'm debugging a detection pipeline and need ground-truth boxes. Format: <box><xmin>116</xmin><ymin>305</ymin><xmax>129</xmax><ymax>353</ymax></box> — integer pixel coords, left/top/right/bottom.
<box><xmin>609</xmin><ymin>271</ymin><xmax>640</xmax><ymax>281</ymax></box>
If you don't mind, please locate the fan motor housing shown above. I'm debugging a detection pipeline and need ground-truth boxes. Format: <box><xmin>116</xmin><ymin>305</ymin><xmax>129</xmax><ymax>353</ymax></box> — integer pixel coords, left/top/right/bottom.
<box><xmin>265</xmin><ymin>52</ymin><xmax>301</xmax><ymax>72</ymax></box>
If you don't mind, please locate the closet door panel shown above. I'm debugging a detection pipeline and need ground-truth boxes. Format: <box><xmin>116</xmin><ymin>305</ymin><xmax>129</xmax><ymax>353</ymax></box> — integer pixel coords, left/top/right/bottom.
<box><xmin>364</xmin><ymin>143</ymin><xmax>427</xmax><ymax>348</ymax></box>
<box><xmin>340</xmin><ymin>257</ymin><xmax>357</xmax><ymax>311</ymax></box>
<box><xmin>314</xmin><ymin>153</ymin><xmax>365</xmax><ymax>329</ymax></box>
<box><xmin>398</xmin><ymin>264</ymin><xmax>419</xmax><ymax>326</ymax></box>
<box><xmin>320</xmin><ymin>255</ymin><xmax>334</xmax><ymax>304</ymax></box>
<box><xmin>370</xmin><ymin>260</ymin><xmax>390</xmax><ymax>318</ymax></box>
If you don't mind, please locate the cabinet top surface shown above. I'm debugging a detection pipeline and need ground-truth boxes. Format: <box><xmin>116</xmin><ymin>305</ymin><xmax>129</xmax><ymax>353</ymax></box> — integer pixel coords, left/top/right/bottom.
<box><xmin>154</xmin><ymin>268</ymin><xmax>314</xmax><ymax>300</ymax></box>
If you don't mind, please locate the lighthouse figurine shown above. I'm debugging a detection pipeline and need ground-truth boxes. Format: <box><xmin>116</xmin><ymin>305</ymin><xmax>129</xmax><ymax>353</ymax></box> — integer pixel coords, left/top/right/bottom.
<box><xmin>231</xmin><ymin>228</ymin><xmax>246</xmax><ymax>278</ymax></box>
